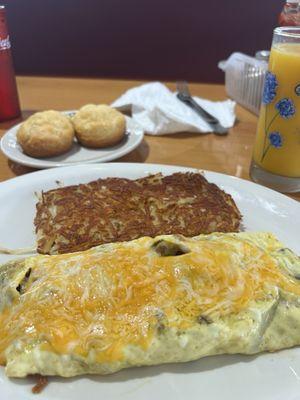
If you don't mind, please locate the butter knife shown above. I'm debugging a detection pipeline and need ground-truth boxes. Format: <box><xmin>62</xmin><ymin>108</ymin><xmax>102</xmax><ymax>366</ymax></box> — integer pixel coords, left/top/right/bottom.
<box><xmin>176</xmin><ymin>81</ymin><xmax>228</xmax><ymax>135</ymax></box>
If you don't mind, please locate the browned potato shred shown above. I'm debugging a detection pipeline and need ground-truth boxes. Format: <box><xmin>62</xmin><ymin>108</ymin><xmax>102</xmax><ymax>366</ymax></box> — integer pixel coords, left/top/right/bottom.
<box><xmin>34</xmin><ymin>172</ymin><xmax>241</xmax><ymax>254</ymax></box>
<box><xmin>31</xmin><ymin>375</ymin><xmax>48</xmax><ymax>394</ymax></box>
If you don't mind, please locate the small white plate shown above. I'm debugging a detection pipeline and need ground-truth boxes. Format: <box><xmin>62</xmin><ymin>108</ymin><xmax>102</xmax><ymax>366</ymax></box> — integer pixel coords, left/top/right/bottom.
<box><xmin>0</xmin><ymin>112</ymin><xmax>144</xmax><ymax>168</ymax></box>
<box><xmin>0</xmin><ymin>163</ymin><xmax>300</xmax><ymax>400</ymax></box>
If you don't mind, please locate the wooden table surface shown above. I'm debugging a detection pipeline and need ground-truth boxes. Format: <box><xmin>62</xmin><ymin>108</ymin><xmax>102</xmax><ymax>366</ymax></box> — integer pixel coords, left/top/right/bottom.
<box><xmin>0</xmin><ymin>76</ymin><xmax>299</xmax><ymax>201</ymax></box>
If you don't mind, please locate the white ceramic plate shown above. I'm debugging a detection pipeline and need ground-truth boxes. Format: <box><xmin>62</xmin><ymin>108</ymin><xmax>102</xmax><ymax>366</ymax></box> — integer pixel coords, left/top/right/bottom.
<box><xmin>0</xmin><ymin>112</ymin><xmax>144</xmax><ymax>168</ymax></box>
<box><xmin>0</xmin><ymin>163</ymin><xmax>300</xmax><ymax>400</ymax></box>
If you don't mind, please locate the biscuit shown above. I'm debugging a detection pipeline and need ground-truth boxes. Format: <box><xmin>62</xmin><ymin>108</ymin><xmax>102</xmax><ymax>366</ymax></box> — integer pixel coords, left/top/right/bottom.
<box><xmin>17</xmin><ymin>110</ymin><xmax>74</xmax><ymax>158</ymax></box>
<box><xmin>73</xmin><ymin>104</ymin><xmax>126</xmax><ymax>148</ymax></box>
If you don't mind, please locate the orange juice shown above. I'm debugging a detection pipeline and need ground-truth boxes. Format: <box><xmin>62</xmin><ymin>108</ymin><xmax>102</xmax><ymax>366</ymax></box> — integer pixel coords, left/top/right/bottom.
<box><xmin>253</xmin><ymin>43</ymin><xmax>300</xmax><ymax>177</ymax></box>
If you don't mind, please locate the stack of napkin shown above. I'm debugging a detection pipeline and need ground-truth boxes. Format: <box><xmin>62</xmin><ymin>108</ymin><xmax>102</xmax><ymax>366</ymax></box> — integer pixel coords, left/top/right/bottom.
<box><xmin>112</xmin><ymin>82</ymin><xmax>236</xmax><ymax>135</ymax></box>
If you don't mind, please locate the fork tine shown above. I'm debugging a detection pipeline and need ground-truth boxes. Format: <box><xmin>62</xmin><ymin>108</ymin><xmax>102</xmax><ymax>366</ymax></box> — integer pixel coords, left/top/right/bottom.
<box><xmin>176</xmin><ymin>81</ymin><xmax>190</xmax><ymax>95</ymax></box>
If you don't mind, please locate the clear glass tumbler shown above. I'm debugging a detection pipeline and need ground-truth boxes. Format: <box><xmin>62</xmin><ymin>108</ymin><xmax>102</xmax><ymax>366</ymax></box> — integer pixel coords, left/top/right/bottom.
<box><xmin>250</xmin><ymin>27</ymin><xmax>300</xmax><ymax>192</ymax></box>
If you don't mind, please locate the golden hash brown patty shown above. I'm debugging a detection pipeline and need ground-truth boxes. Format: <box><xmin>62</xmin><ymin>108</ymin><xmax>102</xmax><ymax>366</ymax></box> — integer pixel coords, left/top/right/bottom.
<box><xmin>34</xmin><ymin>172</ymin><xmax>242</xmax><ymax>254</ymax></box>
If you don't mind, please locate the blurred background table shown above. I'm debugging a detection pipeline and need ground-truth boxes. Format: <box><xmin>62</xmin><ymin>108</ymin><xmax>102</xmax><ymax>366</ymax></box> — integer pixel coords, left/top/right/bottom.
<box><xmin>0</xmin><ymin>76</ymin><xmax>299</xmax><ymax>201</ymax></box>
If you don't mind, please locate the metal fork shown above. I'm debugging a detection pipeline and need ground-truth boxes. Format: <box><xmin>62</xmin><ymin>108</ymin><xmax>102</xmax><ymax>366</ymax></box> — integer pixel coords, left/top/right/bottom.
<box><xmin>176</xmin><ymin>81</ymin><xmax>228</xmax><ymax>135</ymax></box>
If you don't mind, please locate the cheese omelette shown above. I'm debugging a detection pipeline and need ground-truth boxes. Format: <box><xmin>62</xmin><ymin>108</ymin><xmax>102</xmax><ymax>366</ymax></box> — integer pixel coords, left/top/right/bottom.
<box><xmin>0</xmin><ymin>232</ymin><xmax>300</xmax><ymax>378</ymax></box>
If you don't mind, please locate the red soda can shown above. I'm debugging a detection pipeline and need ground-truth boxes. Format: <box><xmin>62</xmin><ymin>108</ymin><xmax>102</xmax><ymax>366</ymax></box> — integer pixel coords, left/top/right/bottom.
<box><xmin>0</xmin><ymin>5</ymin><xmax>20</xmax><ymax>122</ymax></box>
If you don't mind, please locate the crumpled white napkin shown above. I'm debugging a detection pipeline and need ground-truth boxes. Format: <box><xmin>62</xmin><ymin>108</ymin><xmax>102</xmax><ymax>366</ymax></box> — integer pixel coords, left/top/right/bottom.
<box><xmin>111</xmin><ymin>82</ymin><xmax>236</xmax><ymax>135</ymax></box>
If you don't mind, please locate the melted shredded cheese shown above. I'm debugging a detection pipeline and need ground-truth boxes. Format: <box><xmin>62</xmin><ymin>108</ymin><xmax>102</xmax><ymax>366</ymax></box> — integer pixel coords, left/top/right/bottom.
<box><xmin>0</xmin><ymin>234</ymin><xmax>299</xmax><ymax>365</ymax></box>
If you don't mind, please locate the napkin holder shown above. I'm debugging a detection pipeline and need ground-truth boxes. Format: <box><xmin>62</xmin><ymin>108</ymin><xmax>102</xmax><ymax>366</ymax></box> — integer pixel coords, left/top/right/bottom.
<box><xmin>219</xmin><ymin>52</ymin><xmax>269</xmax><ymax>115</ymax></box>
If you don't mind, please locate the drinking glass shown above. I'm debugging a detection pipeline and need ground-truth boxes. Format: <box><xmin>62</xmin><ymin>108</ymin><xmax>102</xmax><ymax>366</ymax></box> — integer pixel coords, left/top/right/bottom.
<box><xmin>250</xmin><ymin>27</ymin><xmax>300</xmax><ymax>192</ymax></box>
<box><xmin>0</xmin><ymin>6</ymin><xmax>20</xmax><ymax>121</ymax></box>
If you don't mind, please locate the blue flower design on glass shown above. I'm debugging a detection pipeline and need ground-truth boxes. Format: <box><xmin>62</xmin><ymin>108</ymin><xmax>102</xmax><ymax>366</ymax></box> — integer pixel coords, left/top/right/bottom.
<box><xmin>275</xmin><ymin>98</ymin><xmax>295</xmax><ymax>118</ymax></box>
<box><xmin>269</xmin><ymin>132</ymin><xmax>283</xmax><ymax>148</ymax></box>
<box><xmin>262</xmin><ymin>72</ymin><xmax>278</xmax><ymax>104</ymax></box>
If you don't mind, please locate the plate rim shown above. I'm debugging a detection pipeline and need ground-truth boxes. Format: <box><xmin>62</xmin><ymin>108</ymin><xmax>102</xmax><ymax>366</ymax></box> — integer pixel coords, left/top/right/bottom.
<box><xmin>0</xmin><ymin>113</ymin><xmax>144</xmax><ymax>168</ymax></box>
<box><xmin>0</xmin><ymin>162</ymin><xmax>300</xmax><ymax>399</ymax></box>
<box><xmin>0</xmin><ymin>162</ymin><xmax>299</xmax><ymax>209</ymax></box>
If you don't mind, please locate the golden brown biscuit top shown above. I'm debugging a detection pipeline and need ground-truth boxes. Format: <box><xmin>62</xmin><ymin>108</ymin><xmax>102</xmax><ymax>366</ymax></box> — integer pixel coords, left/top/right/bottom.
<box><xmin>18</xmin><ymin>110</ymin><xmax>73</xmax><ymax>139</ymax></box>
